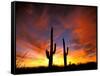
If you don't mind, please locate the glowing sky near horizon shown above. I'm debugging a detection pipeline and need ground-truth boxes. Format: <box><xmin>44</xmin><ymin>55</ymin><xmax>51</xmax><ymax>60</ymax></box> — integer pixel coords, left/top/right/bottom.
<box><xmin>16</xmin><ymin>2</ymin><xmax>97</xmax><ymax>68</ymax></box>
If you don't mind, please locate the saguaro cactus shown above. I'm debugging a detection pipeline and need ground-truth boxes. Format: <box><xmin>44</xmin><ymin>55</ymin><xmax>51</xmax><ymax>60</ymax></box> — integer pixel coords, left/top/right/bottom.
<box><xmin>62</xmin><ymin>38</ymin><xmax>69</xmax><ymax>67</ymax></box>
<box><xmin>46</xmin><ymin>27</ymin><xmax>56</xmax><ymax>67</ymax></box>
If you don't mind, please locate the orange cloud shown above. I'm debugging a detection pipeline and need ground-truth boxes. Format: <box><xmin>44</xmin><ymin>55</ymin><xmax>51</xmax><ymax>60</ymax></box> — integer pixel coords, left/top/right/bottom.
<box><xmin>70</xmin><ymin>7</ymin><xmax>97</xmax><ymax>59</ymax></box>
<box><xmin>73</xmin><ymin>7</ymin><xmax>96</xmax><ymax>43</ymax></box>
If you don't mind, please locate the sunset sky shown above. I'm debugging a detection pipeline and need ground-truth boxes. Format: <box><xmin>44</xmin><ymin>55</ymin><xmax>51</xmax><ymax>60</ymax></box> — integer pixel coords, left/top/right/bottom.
<box><xmin>16</xmin><ymin>2</ymin><xmax>97</xmax><ymax>68</ymax></box>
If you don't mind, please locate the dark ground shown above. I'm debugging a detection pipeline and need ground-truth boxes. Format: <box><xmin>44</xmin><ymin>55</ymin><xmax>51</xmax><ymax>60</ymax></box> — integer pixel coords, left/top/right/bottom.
<box><xmin>15</xmin><ymin>62</ymin><xmax>97</xmax><ymax>74</ymax></box>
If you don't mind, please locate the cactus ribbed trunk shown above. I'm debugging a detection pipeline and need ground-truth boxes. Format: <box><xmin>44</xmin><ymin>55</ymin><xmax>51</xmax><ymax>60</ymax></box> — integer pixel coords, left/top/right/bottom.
<box><xmin>63</xmin><ymin>38</ymin><xmax>67</xmax><ymax>67</ymax></box>
<box><xmin>49</xmin><ymin>27</ymin><xmax>53</xmax><ymax>67</ymax></box>
<box><xmin>62</xmin><ymin>38</ymin><xmax>69</xmax><ymax>67</ymax></box>
<box><xmin>46</xmin><ymin>27</ymin><xmax>56</xmax><ymax>68</ymax></box>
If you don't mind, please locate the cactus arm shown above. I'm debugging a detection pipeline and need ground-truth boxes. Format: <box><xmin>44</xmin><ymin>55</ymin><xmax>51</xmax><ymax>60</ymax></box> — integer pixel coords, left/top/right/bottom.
<box><xmin>53</xmin><ymin>43</ymin><xmax>56</xmax><ymax>54</ymax></box>
<box><xmin>46</xmin><ymin>49</ymin><xmax>50</xmax><ymax>59</ymax></box>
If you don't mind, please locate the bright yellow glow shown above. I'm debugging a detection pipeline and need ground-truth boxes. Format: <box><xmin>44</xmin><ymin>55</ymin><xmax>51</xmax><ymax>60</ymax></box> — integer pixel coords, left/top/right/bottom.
<box><xmin>16</xmin><ymin>49</ymin><xmax>96</xmax><ymax>68</ymax></box>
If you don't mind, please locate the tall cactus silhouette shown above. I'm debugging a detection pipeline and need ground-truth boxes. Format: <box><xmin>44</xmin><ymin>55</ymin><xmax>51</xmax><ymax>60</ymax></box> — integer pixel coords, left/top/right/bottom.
<box><xmin>46</xmin><ymin>27</ymin><xmax>56</xmax><ymax>68</ymax></box>
<box><xmin>62</xmin><ymin>38</ymin><xmax>69</xmax><ymax>67</ymax></box>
